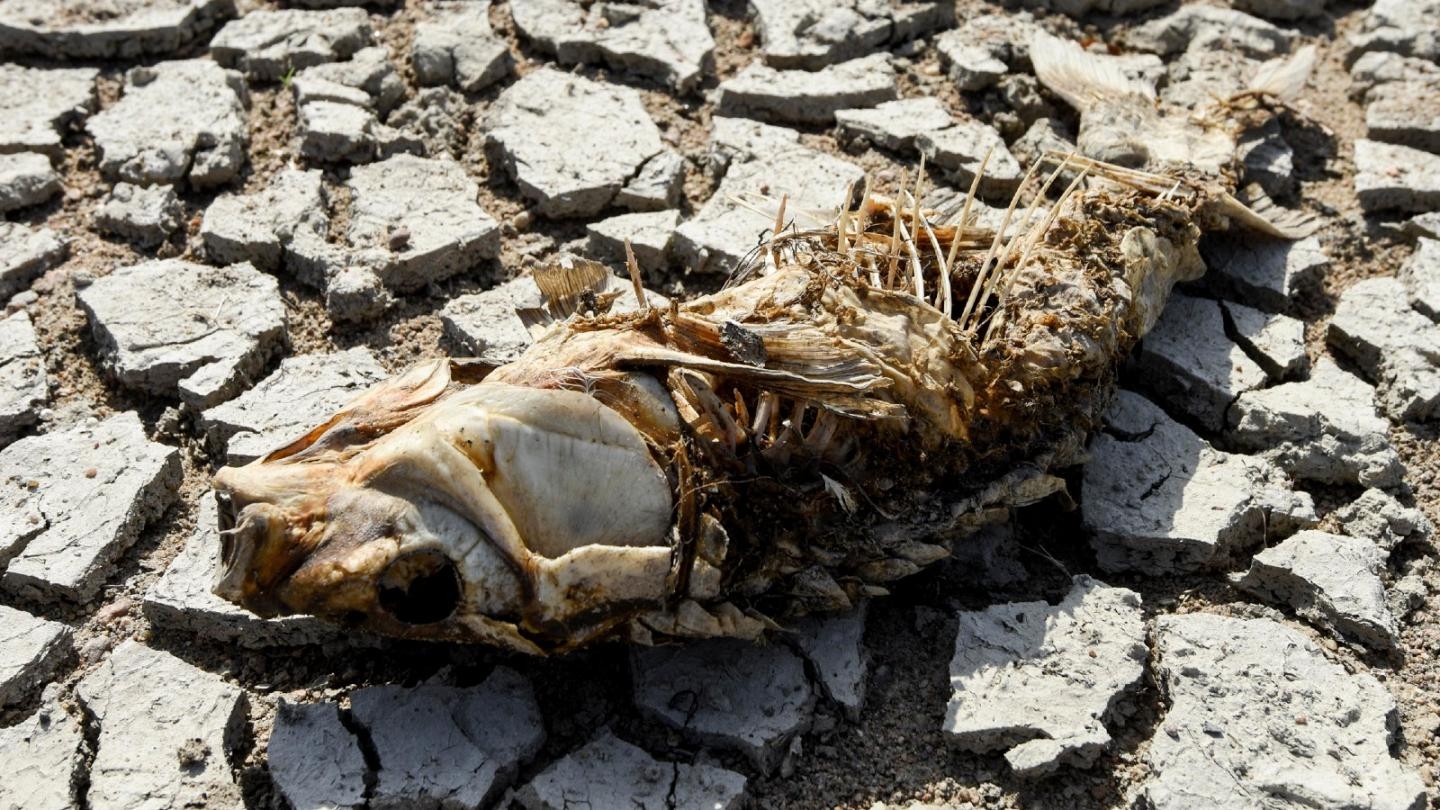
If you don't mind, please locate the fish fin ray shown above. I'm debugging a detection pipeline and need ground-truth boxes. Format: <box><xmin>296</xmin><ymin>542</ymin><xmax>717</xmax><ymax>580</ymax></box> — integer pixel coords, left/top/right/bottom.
<box><xmin>1218</xmin><ymin>185</ymin><xmax>1320</xmax><ymax>239</ymax></box>
<box><xmin>1030</xmin><ymin>30</ymin><xmax>1156</xmax><ymax>114</ymax></box>
<box><xmin>1248</xmin><ymin>45</ymin><xmax>1317</xmax><ymax>101</ymax></box>
<box><xmin>533</xmin><ymin>257</ymin><xmax>612</xmax><ymax>319</ymax></box>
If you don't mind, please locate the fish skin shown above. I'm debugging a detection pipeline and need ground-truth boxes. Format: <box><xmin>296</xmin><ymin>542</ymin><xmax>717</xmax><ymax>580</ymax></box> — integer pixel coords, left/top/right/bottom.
<box><xmin>209</xmin><ymin>163</ymin><xmax>1281</xmax><ymax>654</ymax></box>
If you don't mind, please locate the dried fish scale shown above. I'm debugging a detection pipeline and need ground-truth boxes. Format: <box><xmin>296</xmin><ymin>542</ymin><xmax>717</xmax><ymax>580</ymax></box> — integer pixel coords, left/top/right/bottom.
<box><xmin>211</xmin><ymin>146</ymin><xmax>1307</xmax><ymax>654</ymax></box>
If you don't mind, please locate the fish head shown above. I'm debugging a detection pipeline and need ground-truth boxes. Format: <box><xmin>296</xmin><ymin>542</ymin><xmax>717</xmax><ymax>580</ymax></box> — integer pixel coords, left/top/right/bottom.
<box><xmin>209</xmin><ymin>359</ymin><xmax>504</xmax><ymax>636</ymax></box>
<box><xmin>211</xmin><ymin>463</ymin><xmax>493</xmax><ymax>632</ymax></box>
<box><xmin>210</xmin><ymin>360</ymin><xmax>680</xmax><ymax>650</ymax></box>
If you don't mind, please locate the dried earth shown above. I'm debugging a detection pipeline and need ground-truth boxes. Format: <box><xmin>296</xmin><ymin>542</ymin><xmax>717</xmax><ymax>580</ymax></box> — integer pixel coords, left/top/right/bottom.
<box><xmin>1</xmin><ymin>0</ymin><xmax>1439</xmax><ymax>808</ymax></box>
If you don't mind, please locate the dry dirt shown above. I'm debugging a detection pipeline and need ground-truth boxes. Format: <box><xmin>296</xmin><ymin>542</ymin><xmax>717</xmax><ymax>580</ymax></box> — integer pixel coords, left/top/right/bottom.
<box><xmin>3</xmin><ymin>0</ymin><xmax>1438</xmax><ymax>808</ymax></box>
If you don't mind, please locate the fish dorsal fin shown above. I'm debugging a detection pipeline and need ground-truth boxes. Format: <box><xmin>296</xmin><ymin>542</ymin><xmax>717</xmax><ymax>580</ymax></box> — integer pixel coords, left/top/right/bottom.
<box><xmin>533</xmin><ymin>257</ymin><xmax>612</xmax><ymax>318</ymax></box>
<box><xmin>517</xmin><ymin>257</ymin><xmax>622</xmax><ymax>334</ymax></box>
<box><xmin>1030</xmin><ymin>30</ymin><xmax>1157</xmax><ymax>114</ymax></box>
<box><xmin>1248</xmin><ymin>44</ymin><xmax>1317</xmax><ymax>101</ymax></box>
<box><xmin>262</xmin><ymin>359</ymin><xmax>459</xmax><ymax>463</ymax></box>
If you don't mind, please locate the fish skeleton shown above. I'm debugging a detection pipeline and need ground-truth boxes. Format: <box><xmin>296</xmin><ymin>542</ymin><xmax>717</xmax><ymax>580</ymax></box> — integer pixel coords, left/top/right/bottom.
<box><xmin>211</xmin><ymin>37</ymin><xmax>1316</xmax><ymax>654</ymax></box>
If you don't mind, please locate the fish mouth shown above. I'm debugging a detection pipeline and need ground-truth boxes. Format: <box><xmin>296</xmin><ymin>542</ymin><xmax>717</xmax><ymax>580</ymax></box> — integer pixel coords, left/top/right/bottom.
<box><xmin>211</xmin><ymin>492</ymin><xmax>288</xmax><ymax>618</ymax></box>
<box><xmin>211</xmin><ymin>485</ymin><xmax>468</xmax><ymax>627</ymax></box>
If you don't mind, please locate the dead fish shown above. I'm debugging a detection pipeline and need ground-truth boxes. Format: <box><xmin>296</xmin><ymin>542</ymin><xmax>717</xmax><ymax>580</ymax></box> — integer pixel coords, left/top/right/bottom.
<box><xmin>212</xmin><ymin>49</ymin><xmax>1315</xmax><ymax>654</ymax></box>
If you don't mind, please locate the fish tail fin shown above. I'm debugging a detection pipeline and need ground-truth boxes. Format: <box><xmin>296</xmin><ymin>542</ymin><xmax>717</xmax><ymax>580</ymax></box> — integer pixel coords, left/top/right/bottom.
<box><xmin>1247</xmin><ymin>44</ymin><xmax>1318</xmax><ymax>101</ymax></box>
<box><xmin>1029</xmin><ymin>30</ymin><xmax>1156</xmax><ymax>114</ymax></box>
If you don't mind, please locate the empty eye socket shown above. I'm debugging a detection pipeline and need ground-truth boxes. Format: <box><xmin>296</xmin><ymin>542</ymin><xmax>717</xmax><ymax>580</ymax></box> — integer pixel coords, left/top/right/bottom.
<box><xmin>377</xmin><ymin>549</ymin><xmax>463</xmax><ymax>625</ymax></box>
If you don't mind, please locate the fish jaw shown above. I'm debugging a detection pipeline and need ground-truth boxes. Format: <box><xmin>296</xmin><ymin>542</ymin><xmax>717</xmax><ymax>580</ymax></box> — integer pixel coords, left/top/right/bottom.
<box><xmin>211</xmin><ymin>462</ymin><xmax>337</xmax><ymax>618</ymax></box>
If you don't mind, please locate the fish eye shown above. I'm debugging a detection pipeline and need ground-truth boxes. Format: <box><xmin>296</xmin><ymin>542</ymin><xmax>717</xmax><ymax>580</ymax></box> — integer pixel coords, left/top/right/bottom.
<box><xmin>377</xmin><ymin>549</ymin><xmax>462</xmax><ymax>625</ymax></box>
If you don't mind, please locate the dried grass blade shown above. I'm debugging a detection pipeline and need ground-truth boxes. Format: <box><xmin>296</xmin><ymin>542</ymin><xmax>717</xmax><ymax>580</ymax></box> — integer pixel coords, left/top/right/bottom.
<box><xmin>981</xmin><ymin>165</ymin><xmax>1092</xmax><ymax>345</ymax></box>
<box><xmin>958</xmin><ymin>159</ymin><xmax>1044</xmax><ymax>330</ymax></box>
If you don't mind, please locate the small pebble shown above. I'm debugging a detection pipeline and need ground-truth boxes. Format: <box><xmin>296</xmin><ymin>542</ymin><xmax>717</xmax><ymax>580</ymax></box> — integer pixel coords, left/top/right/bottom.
<box><xmin>388</xmin><ymin>226</ymin><xmax>411</xmax><ymax>251</ymax></box>
<box><xmin>79</xmin><ymin>634</ymin><xmax>116</xmax><ymax>664</ymax></box>
<box><xmin>96</xmin><ymin>597</ymin><xmax>133</xmax><ymax>624</ymax></box>
<box><xmin>176</xmin><ymin>738</ymin><xmax>210</xmax><ymax>767</ymax></box>
<box><xmin>6</xmin><ymin>290</ymin><xmax>39</xmax><ymax>313</ymax></box>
